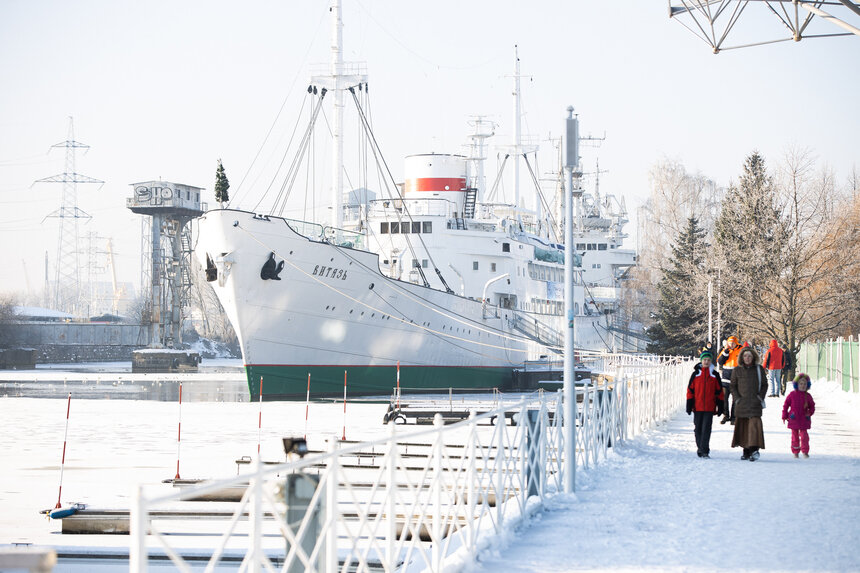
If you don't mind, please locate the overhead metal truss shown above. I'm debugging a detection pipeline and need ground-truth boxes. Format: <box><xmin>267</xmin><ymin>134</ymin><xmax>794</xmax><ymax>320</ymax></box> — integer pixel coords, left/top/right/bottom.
<box><xmin>668</xmin><ymin>0</ymin><xmax>860</xmax><ymax>52</ymax></box>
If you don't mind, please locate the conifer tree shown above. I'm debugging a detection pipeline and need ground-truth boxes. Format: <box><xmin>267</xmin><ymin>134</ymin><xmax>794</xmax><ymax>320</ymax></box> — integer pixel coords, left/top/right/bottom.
<box><xmin>214</xmin><ymin>159</ymin><xmax>230</xmax><ymax>205</ymax></box>
<box><xmin>647</xmin><ymin>216</ymin><xmax>710</xmax><ymax>355</ymax></box>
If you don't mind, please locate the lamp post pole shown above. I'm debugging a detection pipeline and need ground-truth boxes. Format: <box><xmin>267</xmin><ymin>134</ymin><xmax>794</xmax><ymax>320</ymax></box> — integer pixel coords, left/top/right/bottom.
<box><xmin>563</xmin><ymin>106</ymin><xmax>579</xmax><ymax>494</ymax></box>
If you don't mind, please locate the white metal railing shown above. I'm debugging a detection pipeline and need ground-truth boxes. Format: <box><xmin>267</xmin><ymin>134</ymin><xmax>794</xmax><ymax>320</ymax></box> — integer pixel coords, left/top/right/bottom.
<box><xmin>130</xmin><ymin>359</ymin><xmax>690</xmax><ymax>572</ymax></box>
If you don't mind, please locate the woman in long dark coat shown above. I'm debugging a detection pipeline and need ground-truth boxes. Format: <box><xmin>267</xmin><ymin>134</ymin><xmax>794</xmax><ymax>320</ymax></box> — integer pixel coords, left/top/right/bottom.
<box><xmin>730</xmin><ymin>346</ymin><xmax>767</xmax><ymax>461</ymax></box>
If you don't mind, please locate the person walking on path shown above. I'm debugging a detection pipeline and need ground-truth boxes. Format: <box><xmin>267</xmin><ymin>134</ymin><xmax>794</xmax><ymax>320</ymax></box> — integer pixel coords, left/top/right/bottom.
<box><xmin>780</xmin><ymin>344</ymin><xmax>794</xmax><ymax>396</ymax></box>
<box><xmin>686</xmin><ymin>351</ymin><xmax>725</xmax><ymax>458</ymax></box>
<box><xmin>717</xmin><ymin>336</ymin><xmax>744</xmax><ymax>424</ymax></box>
<box><xmin>782</xmin><ymin>373</ymin><xmax>816</xmax><ymax>458</ymax></box>
<box><xmin>731</xmin><ymin>346</ymin><xmax>767</xmax><ymax>461</ymax></box>
<box><xmin>763</xmin><ymin>340</ymin><xmax>785</xmax><ymax>397</ymax></box>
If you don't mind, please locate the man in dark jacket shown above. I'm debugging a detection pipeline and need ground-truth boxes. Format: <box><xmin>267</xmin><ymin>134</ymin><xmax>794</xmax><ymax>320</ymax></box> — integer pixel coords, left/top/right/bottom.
<box><xmin>781</xmin><ymin>344</ymin><xmax>793</xmax><ymax>396</ymax></box>
<box><xmin>686</xmin><ymin>351</ymin><xmax>725</xmax><ymax>458</ymax></box>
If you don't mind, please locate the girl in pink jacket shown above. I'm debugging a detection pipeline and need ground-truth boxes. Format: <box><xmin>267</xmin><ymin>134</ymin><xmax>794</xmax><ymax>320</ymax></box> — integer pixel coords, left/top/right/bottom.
<box><xmin>782</xmin><ymin>373</ymin><xmax>816</xmax><ymax>458</ymax></box>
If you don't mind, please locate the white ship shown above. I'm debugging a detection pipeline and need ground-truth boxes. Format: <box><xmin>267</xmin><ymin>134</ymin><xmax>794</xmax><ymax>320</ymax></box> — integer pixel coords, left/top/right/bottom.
<box><xmin>194</xmin><ymin>2</ymin><xmax>635</xmax><ymax>398</ymax></box>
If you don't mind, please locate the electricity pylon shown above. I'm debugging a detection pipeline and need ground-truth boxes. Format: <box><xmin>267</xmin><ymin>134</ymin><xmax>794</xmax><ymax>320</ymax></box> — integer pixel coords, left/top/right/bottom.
<box><xmin>35</xmin><ymin>117</ymin><xmax>104</xmax><ymax>314</ymax></box>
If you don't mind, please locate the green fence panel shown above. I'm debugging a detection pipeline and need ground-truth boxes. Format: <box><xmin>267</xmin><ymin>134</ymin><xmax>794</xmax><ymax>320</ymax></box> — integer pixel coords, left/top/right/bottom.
<box><xmin>798</xmin><ymin>340</ymin><xmax>860</xmax><ymax>392</ymax></box>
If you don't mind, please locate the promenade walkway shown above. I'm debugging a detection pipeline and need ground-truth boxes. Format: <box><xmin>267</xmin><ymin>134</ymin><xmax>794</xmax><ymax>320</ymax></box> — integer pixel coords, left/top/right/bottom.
<box><xmin>472</xmin><ymin>380</ymin><xmax>860</xmax><ymax>572</ymax></box>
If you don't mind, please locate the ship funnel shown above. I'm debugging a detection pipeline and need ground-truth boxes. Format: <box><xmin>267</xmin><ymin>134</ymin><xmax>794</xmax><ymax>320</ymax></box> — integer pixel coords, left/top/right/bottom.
<box><xmin>404</xmin><ymin>154</ymin><xmax>467</xmax><ymax>216</ymax></box>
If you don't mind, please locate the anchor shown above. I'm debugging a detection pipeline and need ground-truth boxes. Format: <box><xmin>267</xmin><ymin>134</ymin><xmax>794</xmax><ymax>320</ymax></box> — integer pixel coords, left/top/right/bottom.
<box><xmin>260</xmin><ymin>252</ymin><xmax>284</xmax><ymax>280</ymax></box>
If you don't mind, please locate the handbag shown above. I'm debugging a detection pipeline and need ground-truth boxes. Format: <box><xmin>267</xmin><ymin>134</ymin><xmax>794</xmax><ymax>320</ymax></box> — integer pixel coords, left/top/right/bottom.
<box><xmin>757</xmin><ymin>367</ymin><xmax>767</xmax><ymax>409</ymax></box>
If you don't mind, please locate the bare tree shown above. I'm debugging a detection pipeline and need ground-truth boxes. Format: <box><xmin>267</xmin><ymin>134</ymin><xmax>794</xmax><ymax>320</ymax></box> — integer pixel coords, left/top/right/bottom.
<box><xmin>715</xmin><ymin>149</ymin><xmax>859</xmax><ymax>374</ymax></box>
<box><xmin>628</xmin><ymin>159</ymin><xmax>723</xmax><ymax>344</ymax></box>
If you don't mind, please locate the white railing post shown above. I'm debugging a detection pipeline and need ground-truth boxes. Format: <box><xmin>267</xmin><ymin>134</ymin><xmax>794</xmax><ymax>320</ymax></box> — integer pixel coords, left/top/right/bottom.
<box><xmin>129</xmin><ymin>484</ymin><xmax>147</xmax><ymax>573</ymax></box>
<box><xmin>466</xmin><ymin>410</ymin><xmax>477</xmax><ymax>554</ymax></box>
<box><xmin>432</xmin><ymin>414</ymin><xmax>444</xmax><ymax>572</ymax></box>
<box><xmin>326</xmin><ymin>438</ymin><xmax>339</xmax><ymax>573</ymax></box>
<box><xmin>495</xmin><ymin>411</ymin><xmax>504</xmax><ymax>529</ymax></box>
<box><xmin>386</xmin><ymin>421</ymin><xmax>398</xmax><ymax>571</ymax></box>
<box><xmin>537</xmin><ymin>396</ymin><xmax>549</xmax><ymax>501</ymax></box>
<box><xmin>249</xmin><ymin>455</ymin><xmax>263</xmax><ymax>573</ymax></box>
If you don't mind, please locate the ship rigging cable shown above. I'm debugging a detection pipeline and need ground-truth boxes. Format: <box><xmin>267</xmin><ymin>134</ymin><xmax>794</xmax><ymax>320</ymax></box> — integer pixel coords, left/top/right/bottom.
<box><xmin>347</xmin><ymin>87</ymin><xmax>454</xmax><ymax>294</ymax></box>
<box><xmin>522</xmin><ymin>154</ymin><xmax>560</xmax><ymax>242</ymax></box>
<box><xmin>267</xmin><ymin>89</ymin><xmax>329</xmax><ymax>216</ymax></box>
<box><xmin>228</xmin><ymin>8</ymin><xmax>328</xmax><ymax>209</ymax></box>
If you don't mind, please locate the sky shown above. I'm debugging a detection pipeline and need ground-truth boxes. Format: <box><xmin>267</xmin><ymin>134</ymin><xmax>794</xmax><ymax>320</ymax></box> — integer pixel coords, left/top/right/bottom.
<box><xmin>1</xmin><ymin>1</ymin><xmax>858</xmax><ymax>304</ymax></box>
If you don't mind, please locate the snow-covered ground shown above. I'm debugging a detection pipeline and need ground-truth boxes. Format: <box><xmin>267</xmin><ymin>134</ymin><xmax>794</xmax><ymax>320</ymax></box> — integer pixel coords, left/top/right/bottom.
<box><xmin>470</xmin><ymin>379</ymin><xmax>860</xmax><ymax>573</ymax></box>
<box><xmin>1</xmin><ymin>372</ymin><xmax>856</xmax><ymax>571</ymax></box>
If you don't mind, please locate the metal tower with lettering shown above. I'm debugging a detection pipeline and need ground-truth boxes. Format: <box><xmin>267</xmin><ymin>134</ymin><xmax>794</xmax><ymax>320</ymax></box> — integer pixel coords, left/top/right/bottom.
<box><xmin>127</xmin><ymin>181</ymin><xmax>205</xmax><ymax>349</ymax></box>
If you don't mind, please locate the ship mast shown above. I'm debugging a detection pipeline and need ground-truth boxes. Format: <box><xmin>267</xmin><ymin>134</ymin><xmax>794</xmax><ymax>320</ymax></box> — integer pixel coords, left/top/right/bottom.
<box><xmin>312</xmin><ymin>0</ymin><xmax>366</xmax><ymax>230</ymax></box>
<box><xmin>512</xmin><ymin>46</ymin><xmax>522</xmax><ymax>210</ymax></box>
<box><xmin>500</xmin><ymin>46</ymin><xmax>537</xmax><ymax>216</ymax></box>
<box><xmin>331</xmin><ymin>0</ymin><xmax>345</xmax><ymax>230</ymax></box>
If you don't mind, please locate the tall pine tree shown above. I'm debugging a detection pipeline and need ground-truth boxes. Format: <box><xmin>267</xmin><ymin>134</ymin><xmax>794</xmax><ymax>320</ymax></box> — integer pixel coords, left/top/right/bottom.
<box><xmin>714</xmin><ymin>152</ymin><xmax>787</xmax><ymax>334</ymax></box>
<box><xmin>215</xmin><ymin>159</ymin><xmax>230</xmax><ymax>205</ymax></box>
<box><xmin>647</xmin><ymin>216</ymin><xmax>710</xmax><ymax>355</ymax></box>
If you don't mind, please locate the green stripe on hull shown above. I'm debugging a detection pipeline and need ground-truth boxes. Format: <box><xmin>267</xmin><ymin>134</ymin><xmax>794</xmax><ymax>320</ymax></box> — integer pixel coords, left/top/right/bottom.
<box><xmin>245</xmin><ymin>365</ymin><xmax>513</xmax><ymax>400</ymax></box>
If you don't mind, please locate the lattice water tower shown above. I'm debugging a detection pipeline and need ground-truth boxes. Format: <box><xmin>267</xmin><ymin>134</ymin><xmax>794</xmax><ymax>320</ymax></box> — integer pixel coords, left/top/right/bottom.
<box><xmin>127</xmin><ymin>181</ymin><xmax>206</xmax><ymax>351</ymax></box>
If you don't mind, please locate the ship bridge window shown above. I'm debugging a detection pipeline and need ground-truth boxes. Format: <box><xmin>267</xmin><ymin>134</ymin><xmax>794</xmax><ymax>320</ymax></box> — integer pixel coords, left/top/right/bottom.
<box><xmin>391</xmin><ymin>222</ymin><xmax>400</xmax><ymax>233</ymax></box>
<box><xmin>423</xmin><ymin>221</ymin><xmax>433</xmax><ymax>233</ymax></box>
<box><xmin>422</xmin><ymin>259</ymin><xmax>428</xmax><ymax>268</ymax></box>
<box><xmin>401</xmin><ymin>223</ymin><xmax>410</xmax><ymax>234</ymax></box>
<box><xmin>473</xmin><ymin>261</ymin><xmax>479</xmax><ymax>270</ymax></box>
<box><xmin>576</xmin><ymin>243</ymin><xmax>586</xmax><ymax>250</ymax></box>
<box><xmin>380</xmin><ymin>222</ymin><xmax>389</xmax><ymax>234</ymax></box>
<box><xmin>412</xmin><ymin>222</ymin><xmax>421</xmax><ymax>233</ymax></box>
<box><xmin>502</xmin><ymin>242</ymin><xmax>510</xmax><ymax>253</ymax></box>
<box><xmin>598</xmin><ymin>244</ymin><xmax>607</xmax><ymax>250</ymax></box>
<box><xmin>412</xmin><ymin>259</ymin><xmax>420</xmax><ymax>268</ymax></box>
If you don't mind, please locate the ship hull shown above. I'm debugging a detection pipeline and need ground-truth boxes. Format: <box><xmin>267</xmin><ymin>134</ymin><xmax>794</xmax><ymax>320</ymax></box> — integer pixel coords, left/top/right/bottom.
<box><xmin>246</xmin><ymin>364</ymin><xmax>512</xmax><ymax>400</ymax></box>
<box><xmin>195</xmin><ymin>209</ymin><xmax>580</xmax><ymax>399</ymax></box>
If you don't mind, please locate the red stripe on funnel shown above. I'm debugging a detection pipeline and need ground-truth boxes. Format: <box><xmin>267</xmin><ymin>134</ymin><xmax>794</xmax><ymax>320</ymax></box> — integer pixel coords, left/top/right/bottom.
<box><xmin>405</xmin><ymin>177</ymin><xmax>466</xmax><ymax>193</ymax></box>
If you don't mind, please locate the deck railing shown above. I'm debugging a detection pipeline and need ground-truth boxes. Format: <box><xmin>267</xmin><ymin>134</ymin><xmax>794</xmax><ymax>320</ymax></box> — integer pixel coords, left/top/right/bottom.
<box><xmin>130</xmin><ymin>357</ymin><xmax>690</xmax><ymax>572</ymax></box>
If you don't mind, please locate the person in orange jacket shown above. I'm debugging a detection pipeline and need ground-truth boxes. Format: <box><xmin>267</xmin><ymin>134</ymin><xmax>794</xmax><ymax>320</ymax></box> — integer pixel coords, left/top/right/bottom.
<box><xmin>762</xmin><ymin>339</ymin><xmax>785</xmax><ymax>397</ymax></box>
<box><xmin>717</xmin><ymin>336</ymin><xmax>744</xmax><ymax>424</ymax></box>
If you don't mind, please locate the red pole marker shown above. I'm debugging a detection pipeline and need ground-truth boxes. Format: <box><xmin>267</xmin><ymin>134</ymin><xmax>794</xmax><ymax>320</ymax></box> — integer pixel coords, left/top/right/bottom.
<box><xmin>56</xmin><ymin>392</ymin><xmax>71</xmax><ymax>508</ymax></box>
<box><xmin>257</xmin><ymin>376</ymin><xmax>263</xmax><ymax>456</ymax></box>
<box><xmin>342</xmin><ymin>370</ymin><xmax>347</xmax><ymax>441</ymax></box>
<box><xmin>304</xmin><ymin>373</ymin><xmax>311</xmax><ymax>440</ymax></box>
<box><xmin>175</xmin><ymin>382</ymin><xmax>182</xmax><ymax>479</ymax></box>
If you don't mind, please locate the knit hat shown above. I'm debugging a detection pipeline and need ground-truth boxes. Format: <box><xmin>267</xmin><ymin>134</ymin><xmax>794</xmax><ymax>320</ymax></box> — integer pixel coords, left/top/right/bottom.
<box><xmin>792</xmin><ymin>372</ymin><xmax>811</xmax><ymax>390</ymax></box>
<box><xmin>699</xmin><ymin>351</ymin><xmax>713</xmax><ymax>361</ymax></box>
<box><xmin>727</xmin><ymin>336</ymin><xmax>739</xmax><ymax>345</ymax></box>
